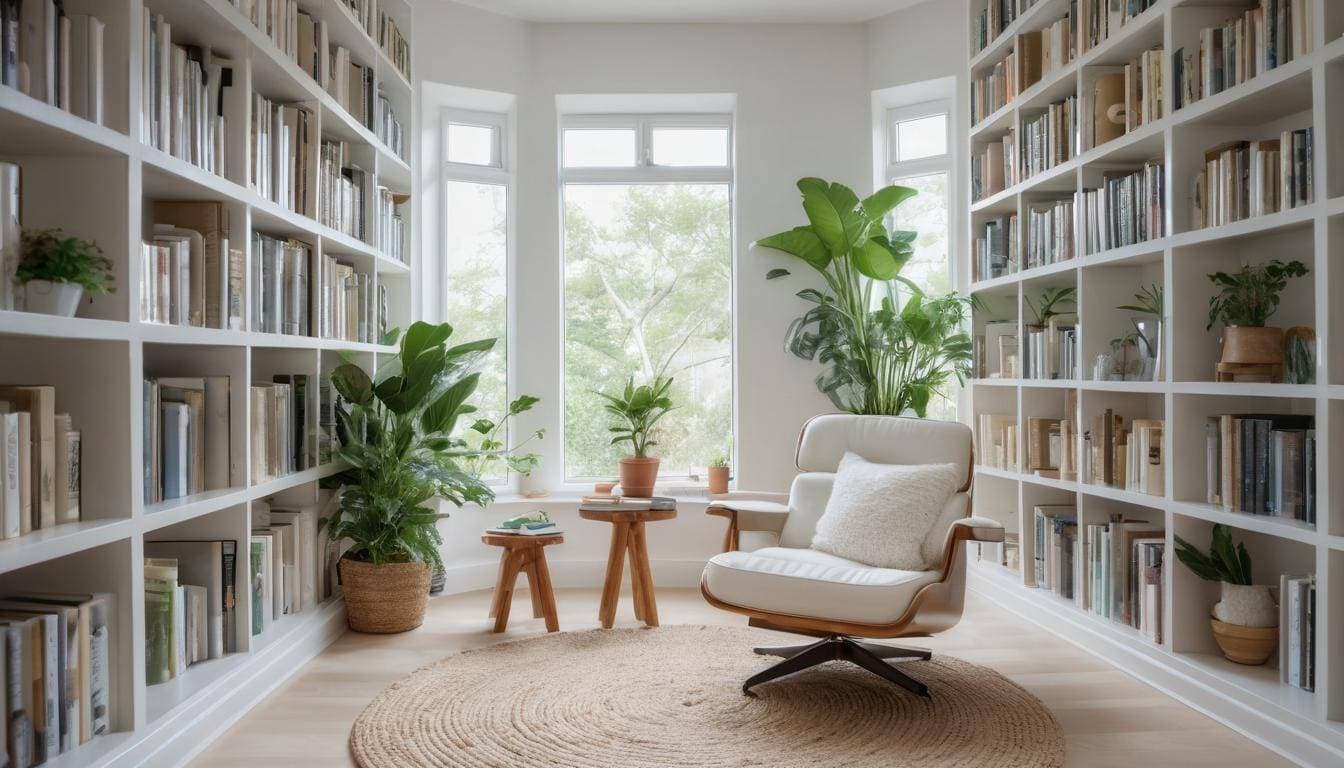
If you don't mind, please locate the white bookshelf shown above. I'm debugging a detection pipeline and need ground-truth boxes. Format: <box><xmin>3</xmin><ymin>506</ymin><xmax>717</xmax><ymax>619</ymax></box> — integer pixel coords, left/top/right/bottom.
<box><xmin>964</xmin><ymin>1</ymin><xmax>1344</xmax><ymax>764</ymax></box>
<box><xmin>0</xmin><ymin>0</ymin><xmax>415</xmax><ymax>765</ymax></box>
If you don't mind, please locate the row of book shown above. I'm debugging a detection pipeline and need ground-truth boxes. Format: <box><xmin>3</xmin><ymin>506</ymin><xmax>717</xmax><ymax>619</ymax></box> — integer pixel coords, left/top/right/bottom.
<box><xmin>972</xmin><ymin>214</ymin><xmax>1017</xmax><ymax>281</ymax></box>
<box><xmin>252</xmin><ymin>95</ymin><xmax>316</xmax><ymax>218</ymax></box>
<box><xmin>143</xmin><ymin>376</ymin><xmax>231</xmax><ymax>504</ymax></box>
<box><xmin>250</xmin><ymin>377</ymin><xmax>313</xmax><ymax>483</ymax></box>
<box><xmin>1205</xmin><ymin>414</ymin><xmax>1316</xmax><ymax>523</ymax></box>
<box><xmin>971</xmin><ymin>21</ymin><xmax>1072</xmax><ymax>127</ymax></box>
<box><xmin>251</xmin><ymin>502</ymin><xmax>335</xmax><ymax>636</ymax></box>
<box><xmin>375</xmin><ymin>187</ymin><xmax>407</xmax><ymax>263</ymax></box>
<box><xmin>235</xmin><ymin>0</ymin><xmax>301</xmax><ymax>63</ymax></box>
<box><xmin>1280</xmin><ymin>573</ymin><xmax>1315</xmax><ymax>692</ymax></box>
<box><xmin>1082</xmin><ymin>410</ymin><xmax>1165</xmax><ymax>496</ymax></box>
<box><xmin>1074</xmin><ymin>1</ymin><xmax>1158</xmax><ymax>59</ymax></box>
<box><xmin>0</xmin><ymin>591</ymin><xmax>112</xmax><ymax>767</ymax></box>
<box><xmin>971</xmin><ymin>0</ymin><xmax>1038</xmax><ymax>55</ymax></box>
<box><xmin>977</xmin><ymin>413</ymin><xmax>1018</xmax><ymax>472</ymax></box>
<box><xmin>1</xmin><ymin>386</ymin><xmax>80</xmax><ymax>541</ymax></box>
<box><xmin>1024</xmin><ymin>198</ymin><xmax>1074</xmax><ymax>268</ymax></box>
<box><xmin>1077</xmin><ymin>162</ymin><xmax>1164</xmax><ymax>255</ymax></box>
<box><xmin>1022</xmin><ymin>317</ymin><xmax>1077</xmax><ymax>381</ymax></box>
<box><xmin>332</xmin><ymin>0</ymin><xmax>412</xmax><ymax>81</ymax></box>
<box><xmin>1172</xmin><ymin>0</ymin><xmax>1316</xmax><ymax>111</ymax></box>
<box><xmin>375</xmin><ymin>93</ymin><xmax>406</xmax><ymax>160</ymax></box>
<box><xmin>143</xmin><ymin>540</ymin><xmax>239</xmax><ymax>685</ymax></box>
<box><xmin>978</xmin><ymin>319</ymin><xmax>1020</xmax><ymax>379</ymax></box>
<box><xmin>1018</xmin><ymin>95</ymin><xmax>1077</xmax><ymax>181</ymax></box>
<box><xmin>250</xmin><ymin>232</ymin><xmax>384</xmax><ymax>342</ymax></box>
<box><xmin>329</xmin><ymin>45</ymin><xmax>377</xmax><ymax>130</ymax></box>
<box><xmin>0</xmin><ymin>0</ymin><xmax>104</xmax><ymax>124</ymax></box>
<box><xmin>1192</xmin><ymin>131</ymin><xmax>1314</xmax><ymax>229</ymax></box>
<box><xmin>319</xmin><ymin>139</ymin><xmax>371</xmax><ymax>241</ymax></box>
<box><xmin>1024</xmin><ymin>409</ymin><xmax>1079</xmax><ymax>480</ymax></box>
<box><xmin>140</xmin><ymin>201</ymin><xmax>246</xmax><ymax>331</ymax></box>
<box><xmin>142</xmin><ymin>12</ymin><xmax>232</xmax><ymax>177</ymax></box>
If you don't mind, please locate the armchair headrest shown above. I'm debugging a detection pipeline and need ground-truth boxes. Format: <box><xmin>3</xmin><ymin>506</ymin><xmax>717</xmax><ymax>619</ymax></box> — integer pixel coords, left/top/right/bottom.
<box><xmin>794</xmin><ymin>414</ymin><xmax>973</xmax><ymax>491</ymax></box>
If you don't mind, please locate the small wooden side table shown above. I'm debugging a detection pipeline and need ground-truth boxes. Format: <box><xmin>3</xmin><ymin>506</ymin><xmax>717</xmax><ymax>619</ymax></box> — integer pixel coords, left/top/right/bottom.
<box><xmin>481</xmin><ymin>533</ymin><xmax>562</xmax><ymax>633</ymax></box>
<box><xmin>579</xmin><ymin>506</ymin><xmax>677</xmax><ymax>628</ymax></box>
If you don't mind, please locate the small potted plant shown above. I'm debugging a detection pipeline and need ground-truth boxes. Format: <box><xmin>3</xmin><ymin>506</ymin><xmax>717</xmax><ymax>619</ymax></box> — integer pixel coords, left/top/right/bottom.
<box><xmin>17</xmin><ymin>228</ymin><xmax>114</xmax><ymax>316</ymax></box>
<box><xmin>597</xmin><ymin>375</ymin><xmax>674</xmax><ymax>498</ymax></box>
<box><xmin>1174</xmin><ymin>524</ymin><xmax>1277</xmax><ymax>665</ymax></box>
<box><xmin>1117</xmin><ymin>284</ymin><xmax>1163</xmax><ymax>381</ymax></box>
<box><xmin>1024</xmin><ymin>286</ymin><xmax>1075</xmax><ymax>332</ymax></box>
<box><xmin>707</xmin><ymin>455</ymin><xmax>730</xmax><ymax>495</ymax></box>
<box><xmin>1206</xmin><ymin>260</ymin><xmax>1308</xmax><ymax>375</ymax></box>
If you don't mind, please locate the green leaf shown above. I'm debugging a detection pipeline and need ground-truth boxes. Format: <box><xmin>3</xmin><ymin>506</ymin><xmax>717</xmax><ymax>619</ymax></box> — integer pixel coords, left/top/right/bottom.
<box><xmin>797</xmin><ymin>178</ymin><xmax>866</xmax><ymax>256</ymax></box>
<box><xmin>400</xmin><ymin>321</ymin><xmax>452</xmax><ymax>369</ymax></box>
<box><xmin>331</xmin><ymin>363</ymin><xmax>374</xmax><ymax>406</ymax></box>
<box><xmin>765</xmin><ymin>268</ymin><xmax>791</xmax><ymax>280</ymax></box>
<box><xmin>379</xmin><ymin>327</ymin><xmax>402</xmax><ymax>347</ymax></box>
<box><xmin>757</xmin><ymin>227</ymin><xmax>830</xmax><ymax>272</ymax></box>
<box><xmin>420</xmin><ymin>372</ymin><xmax>480</xmax><ymax>435</ymax></box>
<box><xmin>860</xmin><ymin>185</ymin><xmax>917</xmax><ymax>223</ymax></box>
<box><xmin>507</xmin><ymin>395</ymin><xmax>540</xmax><ymax>415</ymax></box>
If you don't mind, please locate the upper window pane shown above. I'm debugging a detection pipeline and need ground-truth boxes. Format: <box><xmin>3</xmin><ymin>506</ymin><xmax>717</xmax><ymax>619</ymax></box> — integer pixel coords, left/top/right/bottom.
<box><xmin>651</xmin><ymin>128</ymin><xmax>729</xmax><ymax>167</ymax></box>
<box><xmin>563</xmin><ymin>129</ymin><xmax>637</xmax><ymax>168</ymax></box>
<box><xmin>446</xmin><ymin>123</ymin><xmax>497</xmax><ymax>166</ymax></box>
<box><xmin>894</xmin><ymin>114</ymin><xmax>947</xmax><ymax>161</ymax></box>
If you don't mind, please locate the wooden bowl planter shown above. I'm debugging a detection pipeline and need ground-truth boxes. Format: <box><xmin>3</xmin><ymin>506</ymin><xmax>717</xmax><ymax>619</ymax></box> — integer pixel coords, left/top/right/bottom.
<box><xmin>618</xmin><ymin>457</ymin><xmax>660</xmax><ymax>498</ymax></box>
<box><xmin>339</xmin><ymin>557</ymin><xmax>431</xmax><ymax>634</ymax></box>
<box><xmin>1210</xmin><ymin>617</ymin><xmax>1278</xmax><ymax>665</ymax></box>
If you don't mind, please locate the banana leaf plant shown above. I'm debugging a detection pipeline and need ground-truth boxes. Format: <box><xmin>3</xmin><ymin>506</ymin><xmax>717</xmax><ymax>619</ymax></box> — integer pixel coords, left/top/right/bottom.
<box><xmin>319</xmin><ymin>321</ymin><xmax>541</xmax><ymax>568</ymax></box>
<box><xmin>759</xmin><ymin>178</ymin><xmax>973</xmax><ymax>416</ymax></box>
<box><xmin>1174</xmin><ymin>524</ymin><xmax>1252</xmax><ymax>585</ymax></box>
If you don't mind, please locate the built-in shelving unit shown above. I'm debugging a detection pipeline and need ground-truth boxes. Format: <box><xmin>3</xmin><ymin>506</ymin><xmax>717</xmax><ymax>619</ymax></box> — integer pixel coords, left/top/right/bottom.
<box><xmin>965</xmin><ymin>1</ymin><xmax>1344</xmax><ymax>765</ymax></box>
<box><xmin>0</xmin><ymin>1</ymin><xmax>415</xmax><ymax>765</ymax></box>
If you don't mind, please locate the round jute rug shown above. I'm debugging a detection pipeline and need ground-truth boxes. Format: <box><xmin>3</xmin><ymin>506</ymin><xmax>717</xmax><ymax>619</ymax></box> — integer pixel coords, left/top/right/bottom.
<box><xmin>349</xmin><ymin>625</ymin><xmax>1064</xmax><ymax>768</ymax></box>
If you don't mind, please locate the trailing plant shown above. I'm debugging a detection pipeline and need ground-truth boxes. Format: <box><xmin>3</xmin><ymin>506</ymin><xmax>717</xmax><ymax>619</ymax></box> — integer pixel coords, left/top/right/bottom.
<box><xmin>17</xmin><ymin>228</ymin><xmax>115</xmax><ymax>293</ymax></box>
<box><xmin>597</xmin><ymin>375</ymin><xmax>674</xmax><ymax>459</ymax></box>
<box><xmin>758</xmin><ymin>178</ymin><xmax>973</xmax><ymax>417</ymax></box>
<box><xmin>319</xmin><ymin>321</ymin><xmax>541</xmax><ymax>568</ymax></box>
<box><xmin>1117</xmin><ymin>283</ymin><xmax>1163</xmax><ymax>317</ymax></box>
<box><xmin>1024</xmin><ymin>286</ymin><xmax>1076</xmax><ymax>327</ymax></box>
<box><xmin>1174</xmin><ymin>524</ymin><xmax>1252</xmax><ymax>585</ymax></box>
<box><xmin>460</xmin><ymin>395</ymin><xmax>544</xmax><ymax>479</ymax></box>
<box><xmin>1205</xmin><ymin>260</ymin><xmax>1308</xmax><ymax>330</ymax></box>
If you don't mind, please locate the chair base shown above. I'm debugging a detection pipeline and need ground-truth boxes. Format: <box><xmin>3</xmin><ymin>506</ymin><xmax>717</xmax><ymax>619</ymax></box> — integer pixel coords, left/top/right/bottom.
<box><xmin>744</xmin><ymin>635</ymin><xmax>932</xmax><ymax>698</ymax></box>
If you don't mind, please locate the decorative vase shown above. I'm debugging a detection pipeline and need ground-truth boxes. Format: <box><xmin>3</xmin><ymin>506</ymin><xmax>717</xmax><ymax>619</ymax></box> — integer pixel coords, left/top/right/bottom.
<box><xmin>1132</xmin><ymin>317</ymin><xmax>1161</xmax><ymax>382</ymax></box>
<box><xmin>338</xmin><ymin>556</ymin><xmax>431</xmax><ymax>633</ymax></box>
<box><xmin>22</xmin><ymin>279</ymin><xmax>83</xmax><ymax>317</ymax></box>
<box><xmin>617</xmin><ymin>457</ymin><xmax>660</xmax><ymax>498</ymax></box>
<box><xmin>1283</xmin><ymin>326</ymin><xmax>1315</xmax><ymax>384</ymax></box>
<box><xmin>1210</xmin><ymin>617</ymin><xmax>1278</xmax><ymax>665</ymax></box>
<box><xmin>1219</xmin><ymin>326</ymin><xmax>1283</xmax><ymax>366</ymax></box>
<box><xmin>707</xmin><ymin>466</ymin><xmax>729</xmax><ymax>494</ymax></box>
<box><xmin>1213</xmin><ymin>582</ymin><xmax>1278</xmax><ymax>626</ymax></box>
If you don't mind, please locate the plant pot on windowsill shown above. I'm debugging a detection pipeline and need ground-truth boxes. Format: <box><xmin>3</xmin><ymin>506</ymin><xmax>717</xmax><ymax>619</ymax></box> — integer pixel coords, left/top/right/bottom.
<box><xmin>1219</xmin><ymin>325</ymin><xmax>1284</xmax><ymax>366</ymax></box>
<box><xmin>338</xmin><ymin>555</ymin><xmax>431</xmax><ymax>634</ymax></box>
<box><xmin>618</xmin><ymin>457</ymin><xmax>660</xmax><ymax>498</ymax></box>
<box><xmin>707</xmin><ymin>465</ymin><xmax>730</xmax><ymax>494</ymax></box>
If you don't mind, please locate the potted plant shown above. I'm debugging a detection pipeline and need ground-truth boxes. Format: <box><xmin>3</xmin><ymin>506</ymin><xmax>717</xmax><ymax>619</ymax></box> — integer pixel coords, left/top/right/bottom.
<box><xmin>1024</xmin><ymin>286</ymin><xmax>1075</xmax><ymax>331</ymax></box>
<box><xmin>1206</xmin><ymin>260</ymin><xmax>1308</xmax><ymax>372</ymax></box>
<box><xmin>17</xmin><ymin>228</ymin><xmax>114</xmax><ymax>316</ymax></box>
<box><xmin>1117</xmin><ymin>283</ymin><xmax>1163</xmax><ymax>381</ymax></box>
<box><xmin>758</xmin><ymin>178</ymin><xmax>973</xmax><ymax>416</ymax></box>
<box><xmin>1174</xmin><ymin>524</ymin><xmax>1277</xmax><ymax>665</ymax></box>
<box><xmin>597</xmin><ymin>375</ymin><xmax>674</xmax><ymax>498</ymax></box>
<box><xmin>707</xmin><ymin>455</ymin><xmax>730</xmax><ymax>495</ymax></box>
<box><xmin>321</xmin><ymin>321</ymin><xmax>540</xmax><ymax>633</ymax></box>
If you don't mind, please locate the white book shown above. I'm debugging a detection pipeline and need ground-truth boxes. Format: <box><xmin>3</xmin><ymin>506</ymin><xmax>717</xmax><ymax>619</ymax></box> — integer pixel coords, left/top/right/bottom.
<box><xmin>19</xmin><ymin>0</ymin><xmax>55</xmax><ymax>104</ymax></box>
<box><xmin>1</xmin><ymin>411</ymin><xmax>20</xmax><ymax>539</ymax></box>
<box><xmin>67</xmin><ymin>14</ymin><xmax>102</xmax><ymax>124</ymax></box>
<box><xmin>185</xmin><ymin>584</ymin><xmax>207</xmax><ymax>665</ymax></box>
<box><xmin>172</xmin><ymin>583</ymin><xmax>186</xmax><ymax>677</ymax></box>
<box><xmin>160</xmin><ymin>401</ymin><xmax>189</xmax><ymax>500</ymax></box>
<box><xmin>1</xmin><ymin>160</ymin><xmax>19</xmax><ymax>312</ymax></box>
<box><xmin>144</xmin><ymin>541</ymin><xmax>228</xmax><ymax>660</ymax></box>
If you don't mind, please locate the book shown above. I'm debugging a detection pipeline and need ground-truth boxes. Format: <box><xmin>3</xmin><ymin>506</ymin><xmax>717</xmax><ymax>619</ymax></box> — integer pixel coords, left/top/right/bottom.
<box><xmin>143</xmin><ymin>559</ymin><xmax>177</xmax><ymax>684</ymax></box>
<box><xmin>0</xmin><ymin>386</ymin><xmax>55</xmax><ymax>531</ymax></box>
<box><xmin>15</xmin><ymin>592</ymin><xmax>113</xmax><ymax>742</ymax></box>
<box><xmin>1</xmin><ymin>409</ymin><xmax>21</xmax><ymax>539</ymax></box>
<box><xmin>0</xmin><ymin>160</ymin><xmax>18</xmax><ymax>312</ymax></box>
<box><xmin>250</xmin><ymin>535</ymin><xmax>271</xmax><ymax>635</ymax></box>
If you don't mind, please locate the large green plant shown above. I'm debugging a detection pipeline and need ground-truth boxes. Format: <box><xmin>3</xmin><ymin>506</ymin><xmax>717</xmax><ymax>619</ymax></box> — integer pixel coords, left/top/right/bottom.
<box><xmin>18</xmin><ymin>229</ymin><xmax>115</xmax><ymax>293</ymax></box>
<box><xmin>1206</xmin><ymin>260</ymin><xmax>1308</xmax><ymax>329</ymax></box>
<box><xmin>597</xmin><ymin>375</ymin><xmax>674</xmax><ymax>458</ymax></box>
<box><xmin>320</xmin><ymin>321</ymin><xmax>540</xmax><ymax>567</ymax></box>
<box><xmin>1174</xmin><ymin>524</ymin><xmax>1252</xmax><ymax>585</ymax></box>
<box><xmin>759</xmin><ymin>178</ymin><xmax>973</xmax><ymax>416</ymax></box>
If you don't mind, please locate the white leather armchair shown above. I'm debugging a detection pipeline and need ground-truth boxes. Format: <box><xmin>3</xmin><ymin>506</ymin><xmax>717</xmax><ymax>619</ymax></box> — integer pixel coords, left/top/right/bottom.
<box><xmin>700</xmin><ymin>414</ymin><xmax>1003</xmax><ymax>696</ymax></box>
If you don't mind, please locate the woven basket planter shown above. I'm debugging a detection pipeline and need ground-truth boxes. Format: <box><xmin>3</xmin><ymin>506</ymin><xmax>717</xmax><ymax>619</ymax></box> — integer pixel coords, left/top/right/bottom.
<box><xmin>339</xmin><ymin>557</ymin><xmax>431</xmax><ymax>634</ymax></box>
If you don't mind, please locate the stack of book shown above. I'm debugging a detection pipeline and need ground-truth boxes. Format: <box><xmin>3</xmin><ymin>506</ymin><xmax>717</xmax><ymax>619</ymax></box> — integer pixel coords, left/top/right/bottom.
<box><xmin>0</xmin><ymin>385</ymin><xmax>80</xmax><ymax>540</ymax></box>
<box><xmin>972</xmin><ymin>214</ymin><xmax>1017</xmax><ymax>281</ymax></box>
<box><xmin>235</xmin><ymin>0</ymin><xmax>300</xmax><ymax>62</ymax></box>
<box><xmin>250</xmin><ymin>377</ymin><xmax>311</xmax><ymax>484</ymax></box>
<box><xmin>971</xmin><ymin>135</ymin><xmax>1011</xmax><ymax>201</ymax></box>
<box><xmin>1173</xmin><ymin>1</ymin><xmax>1316</xmax><ymax>111</ymax></box>
<box><xmin>251</xmin><ymin>232</ymin><xmax>313</xmax><ymax>336</ymax></box>
<box><xmin>978</xmin><ymin>319</ymin><xmax>1019</xmax><ymax>379</ymax></box>
<box><xmin>1205</xmin><ymin>414</ymin><xmax>1315</xmax><ymax>523</ymax></box>
<box><xmin>1280</xmin><ymin>573</ymin><xmax>1315</xmax><ymax>691</ymax></box>
<box><xmin>142</xmin><ymin>376</ymin><xmax>230</xmax><ymax>504</ymax></box>
<box><xmin>1022</xmin><ymin>318</ymin><xmax>1077</xmax><ymax>380</ymax></box>
<box><xmin>1075</xmin><ymin>0</ymin><xmax>1158</xmax><ymax>58</ymax></box>
<box><xmin>0</xmin><ymin>591</ymin><xmax>113</xmax><ymax>764</ymax></box>
<box><xmin>143</xmin><ymin>540</ymin><xmax>239</xmax><ymax>674</ymax></box>
<box><xmin>971</xmin><ymin>0</ymin><xmax>1035</xmax><ymax>55</ymax></box>
<box><xmin>977</xmin><ymin>413</ymin><xmax>1018</xmax><ymax>471</ymax></box>
<box><xmin>1</xmin><ymin>1</ymin><xmax>105</xmax><ymax>124</ymax></box>
<box><xmin>141</xmin><ymin>201</ymin><xmax>246</xmax><ymax>331</ymax></box>
<box><xmin>378</xmin><ymin>9</ymin><xmax>411</xmax><ymax>80</ymax></box>
<box><xmin>320</xmin><ymin>139</ymin><xmax>371</xmax><ymax>241</ymax></box>
<box><xmin>141</xmin><ymin>12</ymin><xmax>233</xmax><ymax>176</ymax></box>
<box><xmin>1193</xmin><ymin>131</ymin><xmax>1313</xmax><ymax>228</ymax></box>
<box><xmin>251</xmin><ymin>502</ymin><xmax>321</xmax><ymax>633</ymax></box>
<box><xmin>1024</xmin><ymin>198</ymin><xmax>1074</xmax><ymax>268</ymax></box>
<box><xmin>1082</xmin><ymin>409</ymin><xmax>1164</xmax><ymax>496</ymax></box>
<box><xmin>1018</xmin><ymin>95</ymin><xmax>1078</xmax><ymax>181</ymax></box>
<box><xmin>1081</xmin><ymin>515</ymin><xmax>1164</xmax><ymax>642</ymax></box>
<box><xmin>315</xmin><ymin>253</ymin><xmax>381</xmax><ymax>343</ymax></box>
<box><xmin>376</xmin><ymin>93</ymin><xmax>406</xmax><ymax>159</ymax></box>
<box><xmin>1077</xmin><ymin>162</ymin><xmax>1164</xmax><ymax>255</ymax></box>
<box><xmin>375</xmin><ymin>187</ymin><xmax>406</xmax><ymax>263</ymax></box>
<box><xmin>251</xmin><ymin>95</ymin><xmax>316</xmax><ymax>217</ymax></box>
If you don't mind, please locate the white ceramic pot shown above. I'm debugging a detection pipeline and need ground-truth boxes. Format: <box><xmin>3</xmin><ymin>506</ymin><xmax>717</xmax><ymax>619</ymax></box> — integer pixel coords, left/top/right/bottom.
<box><xmin>23</xmin><ymin>280</ymin><xmax>84</xmax><ymax>317</ymax></box>
<box><xmin>1212</xmin><ymin>582</ymin><xmax>1278</xmax><ymax>628</ymax></box>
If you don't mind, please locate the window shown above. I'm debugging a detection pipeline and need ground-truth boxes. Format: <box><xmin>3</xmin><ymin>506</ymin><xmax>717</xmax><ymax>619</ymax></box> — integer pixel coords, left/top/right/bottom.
<box><xmin>442</xmin><ymin>109</ymin><xmax>511</xmax><ymax>479</ymax></box>
<box><xmin>560</xmin><ymin>116</ymin><xmax>734</xmax><ymax>481</ymax></box>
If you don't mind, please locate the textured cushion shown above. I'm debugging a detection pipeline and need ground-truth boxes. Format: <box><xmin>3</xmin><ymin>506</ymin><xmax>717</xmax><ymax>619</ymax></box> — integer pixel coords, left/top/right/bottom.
<box><xmin>809</xmin><ymin>453</ymin><xmax>963</xmax><ymax>570</ymax></box>
<box><xmin>795</xmin><ymin>414</ymin><xmax>972</xmax><ymax>481</ymax></box>
<box><xmin>702</xmin><ymin>546</ymin><xmax>941</xmax><ymax>625</ymax></box>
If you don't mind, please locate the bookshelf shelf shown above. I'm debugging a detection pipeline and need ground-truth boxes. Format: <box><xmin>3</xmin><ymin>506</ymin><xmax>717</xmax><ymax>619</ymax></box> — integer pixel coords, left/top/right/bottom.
<box><xmin>966</xmin><ymin>1</ymin><xmax>1341</xmax><ymax>762</ymax></box>
<box><xmin>0</xmin><ymin>519</ymin><xmax>136</xmax><ymax>576</ymax></box>
<box><xmin>0</xmin><ymin>89</ymin><xmax>134</xmax><ymax>157</ymax></box>
<box><xmin>143</xmin><ymin>487</ymin><xmax>254</xmax><ymax>529</ymax></box>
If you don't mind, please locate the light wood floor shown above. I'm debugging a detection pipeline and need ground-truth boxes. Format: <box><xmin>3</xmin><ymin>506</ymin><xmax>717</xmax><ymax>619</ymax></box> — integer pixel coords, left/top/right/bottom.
<box><xmin>191</xmin><ymin>587</ymin><xmax>1293</xmax><ymax>768</ymax></box>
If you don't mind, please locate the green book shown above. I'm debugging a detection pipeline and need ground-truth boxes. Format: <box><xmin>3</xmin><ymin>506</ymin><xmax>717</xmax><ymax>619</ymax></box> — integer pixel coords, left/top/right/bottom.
<box><xmin>143</xmin><ymin>560</ymin><xmax>178</xmax><ymax>685</ymax></box>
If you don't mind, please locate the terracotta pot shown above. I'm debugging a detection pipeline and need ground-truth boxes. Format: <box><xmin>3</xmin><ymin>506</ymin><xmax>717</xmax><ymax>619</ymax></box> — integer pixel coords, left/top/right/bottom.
<box><xmin>338</xmin><ymin>557</ymin><xmax>430</xmax><ymax>634</ymax></box>
<box><xmin>707</xmin><ymin>466</ymin><xmax>730</xmax><ymax>494</ymax></box>
<box><xmin>1210</xmin><ymin>616</ymin><xmax>1278</xmax><ymax>665</ymax></box>
<box><xmin>1220</xmin><ymin>326</ymin><xmax>1284</xmax><ymax>365</ymax></box>
<box><xmin>618</xmin><ymin>457</ymin><xmax>660</xmax><ymax>498</ymax></box>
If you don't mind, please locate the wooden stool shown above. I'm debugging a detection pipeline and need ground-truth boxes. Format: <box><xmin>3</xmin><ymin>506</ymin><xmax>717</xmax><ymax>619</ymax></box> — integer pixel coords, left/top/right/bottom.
<box><xmin>579</xmin><ymin>507</ymin><xmax>677</xmax><ymax>628</ymax></box>
<box><xmin>481</xmin><ymin>533</ymin><xmax>562</xmax><ymax>633</ymax></box>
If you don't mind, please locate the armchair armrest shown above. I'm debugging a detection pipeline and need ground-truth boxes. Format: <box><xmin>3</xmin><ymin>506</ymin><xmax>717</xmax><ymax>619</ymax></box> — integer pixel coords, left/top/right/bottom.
<box><xmin>951</xmin><ymin>516</ymin><xmax>1006</xmax><ymax>543</ymax></box>
<box><xmin>706</xmin><ymin>498</ymin><xmax>791</xmax><ymax>552</ymax></box>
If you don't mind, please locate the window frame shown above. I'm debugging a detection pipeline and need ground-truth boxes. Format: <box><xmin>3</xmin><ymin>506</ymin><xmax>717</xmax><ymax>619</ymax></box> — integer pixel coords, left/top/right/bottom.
<box><xmin>440</xmin><ymin>106</ymin><xmax>515</xmax><ymax>487</ymax></box>
<box><xmin>886</xmin><ymin>100</ymin><xmax>951</xmax><ymax>176</ymax></box>
<box><xmin>558</xmin><ymin>112</ymin><xmax>736</xmax><ymax>484</ymax></box>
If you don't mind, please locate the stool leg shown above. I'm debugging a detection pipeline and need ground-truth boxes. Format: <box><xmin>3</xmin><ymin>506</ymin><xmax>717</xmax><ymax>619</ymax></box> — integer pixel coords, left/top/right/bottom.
<box><xmin>627</xmin><ymin>531</ymin><xmax>645</xmax><ymax>622</ymax></box>
<box><xmin>599</xmin><ymin>522</ymin><xmax>629</xmax><ymax>629</ymax></box>
<box><xmin>493</xmin><ymin>550</ymin><xmax>523</xmax><ymax>633</ymax></box>
<box><xmin>488</xmin><ymin>549</ymin><xmax>509</xmax><ymax>619</ymax></box>
<box><xmin>633</xmin><ymin>522</ymin><xmax>659</xmax><ymax>627</ymax></box>
<box><xmin>533</xmin><ymin>547</ymin><xmax>560</xmax><ymax>633</ymax></box>
<box><xmin>525</xmin><ymin>550</ymin><xmax>544</xmax><ymax>619</ymax></box>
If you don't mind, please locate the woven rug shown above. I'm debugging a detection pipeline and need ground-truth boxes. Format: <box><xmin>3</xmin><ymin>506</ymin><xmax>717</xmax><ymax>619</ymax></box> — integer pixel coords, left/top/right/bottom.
<box><xmin>349</xmin><ymin>625</ymin><xmax>1064</xmax><ymax>767</ymax></box>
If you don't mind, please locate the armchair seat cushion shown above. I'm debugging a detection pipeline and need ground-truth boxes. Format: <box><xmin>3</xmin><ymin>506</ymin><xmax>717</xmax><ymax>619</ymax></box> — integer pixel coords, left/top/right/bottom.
<box><xmin>702</xmin><ymin>546</ymin><xmax>941</xmax><ymax>625</ymax></box>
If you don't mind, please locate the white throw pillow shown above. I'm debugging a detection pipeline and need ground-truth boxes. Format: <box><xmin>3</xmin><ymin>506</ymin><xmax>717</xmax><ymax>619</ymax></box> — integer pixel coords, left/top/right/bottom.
<box><xmin>810</xmin><ymin>452</ymin><xmax>963</xmax><ymax>570</ymax></box>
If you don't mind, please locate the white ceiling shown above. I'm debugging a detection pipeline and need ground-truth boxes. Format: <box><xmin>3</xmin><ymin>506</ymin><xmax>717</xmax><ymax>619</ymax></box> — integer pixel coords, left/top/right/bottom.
<box><xmin>449</xmin><ymin>0</ymin><xmax>930</xmax><ymax>24</ymax></box>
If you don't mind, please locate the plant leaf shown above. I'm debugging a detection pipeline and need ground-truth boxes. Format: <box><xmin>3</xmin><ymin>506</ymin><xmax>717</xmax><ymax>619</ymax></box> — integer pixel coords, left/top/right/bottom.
<box><xmin>765</xmin><ymin>268</ymin><xmax>791</xmax><ymax>280</ymax></box>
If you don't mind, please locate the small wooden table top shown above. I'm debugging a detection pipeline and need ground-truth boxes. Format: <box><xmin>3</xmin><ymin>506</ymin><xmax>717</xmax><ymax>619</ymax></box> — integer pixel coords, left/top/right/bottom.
<box><xmin>580</xmin><ymin>502</ymin><xmax>677</xmax><ymax>629</ymax></box>
<box><xmin>480</xmin><ymin>532</ymin><xmax>563</xmax><ymax>633</ymax></box>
